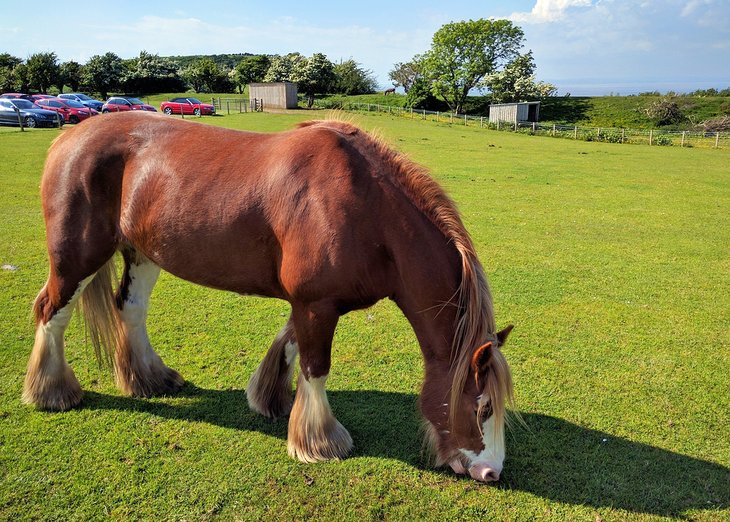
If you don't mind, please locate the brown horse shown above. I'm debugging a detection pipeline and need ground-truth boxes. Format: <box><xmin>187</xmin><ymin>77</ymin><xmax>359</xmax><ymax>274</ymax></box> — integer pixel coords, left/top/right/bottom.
<box><xmin>24</xmin><ymin>112</ymin><xmax>514</xmax><ymax>482</ymax></box>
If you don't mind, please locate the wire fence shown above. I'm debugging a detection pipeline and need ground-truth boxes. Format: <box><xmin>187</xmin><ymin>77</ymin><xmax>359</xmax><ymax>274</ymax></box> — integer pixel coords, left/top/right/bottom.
<box><xmin>210</xmin><ymin>98</ymin><xmax>265</xmax><ymax>113</ymax></box>
<box><xmin>328</xmin><ymin>102</ymin><xmax>730</xmax><ymax>150</ymax></box>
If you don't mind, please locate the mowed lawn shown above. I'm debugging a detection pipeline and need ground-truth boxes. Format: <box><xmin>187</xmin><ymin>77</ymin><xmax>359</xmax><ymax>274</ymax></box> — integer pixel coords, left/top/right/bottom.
<box><xmin>0</xmin><ymin>111</ymin><xmax>728</xmax><ymax>521</ymax></box>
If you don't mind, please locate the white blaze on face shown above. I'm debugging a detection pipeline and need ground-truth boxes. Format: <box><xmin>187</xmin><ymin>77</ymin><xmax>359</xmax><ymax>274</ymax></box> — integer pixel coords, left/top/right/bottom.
<box><xmin>459</xmin><ymin>414</ymin><xmax>505</xmax><ymax>479</ymax></box>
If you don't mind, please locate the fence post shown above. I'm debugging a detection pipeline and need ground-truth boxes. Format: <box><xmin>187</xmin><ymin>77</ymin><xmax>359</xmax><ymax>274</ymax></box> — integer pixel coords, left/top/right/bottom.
<box><xmin>574</xmin><ymin>126</ymin><xmax>577</xmax><ymax>139</ymax></box>
<box><xmin>597</xmin><ymin>127</ymin><xmax>601</xmax><ymax>139</ymax></box>
<box><xmin>422</xmin><ymin>110</ymin><xmax>425</xmax><ymax>120</ymax></box>
<box><xmin>514</xmin><ymin>121</ymin><xmax>517</xmax><ymax>132</ymax></box>
<box><xmin>715</xmin><ymin>132</ymin><xmax>720</xmax><ymax>149</ymax></box>
<box><xmin>621</xmin><ymin>129</ymin><xmax>625</xmax><ymax>144</ymax></box>
<box><xmin>480</xmin><ymin>117</ymin><xmax>484</xmax><ymax>128</ymax></box>
<box><xmin>552</xmin><ymin>124</ymin><xmax>556</xmax><ymax>136</ymax></box>
<box><xmin>681</xmin><ymin>131</ymin><xmax>685</xmax><ymax>147</ymax></box>
<box><xmin>450</xmin><ymin>113</ymin><xmax>453</xmax><ymax>124</ymax></box>
<box><xmin>497</xmin><ymin>120</ymin><xmax>500</xmax><ymax>130</ymax></box>
<box><xmin>465</xmin><ymin>114</ymin><xmax>468</xmax><ymax>126</ymax></box>
<box><xmin>649</xmin><ymin>129</ymin><xmax>653</xmax><ymax>146</ymax></box>
<box><xmin>14</xmin><ymin>107</ymin><xmax>23</xmax><ymax>131</ymax></box>
<box><xmin>532</xmin><ymin>122</ymin><xmax>536</xmax><ymax>133</ymax></box>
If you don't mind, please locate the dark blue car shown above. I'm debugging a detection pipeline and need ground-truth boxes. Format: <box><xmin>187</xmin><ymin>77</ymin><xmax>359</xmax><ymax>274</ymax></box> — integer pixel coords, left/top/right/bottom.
<box><xmin>0</xmin><ymin>98</ymin><xmax>63</xmax><ymax>128</ymax></box>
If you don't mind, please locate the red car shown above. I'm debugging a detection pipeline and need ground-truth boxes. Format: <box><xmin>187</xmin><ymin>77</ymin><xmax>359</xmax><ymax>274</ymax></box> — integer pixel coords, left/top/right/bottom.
<box><xmin>0</xmin><ymin>93</ymin><xmax>54</xmax><ymax>102</ymax></box>
<box><xmin>160</xmin><ymin>97</ymin><xmax>215</xmax><ymax>116</ymax></box>
<box><xmin>101</xmin><ymin>96</ymin><xmax>157</xmax><ymax>113</ymax></box>
<box><xmin>35</xmin><ymin>98</ymin><xmax>98</xmax><ymax>124</ymax></box>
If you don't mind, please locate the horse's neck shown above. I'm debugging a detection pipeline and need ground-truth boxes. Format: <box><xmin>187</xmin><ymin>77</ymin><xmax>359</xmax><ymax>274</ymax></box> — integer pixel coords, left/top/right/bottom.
<box><xmin>388</xmin><ymin>219</ymin><xmax>463</xmax><ymax>365</ymax></box>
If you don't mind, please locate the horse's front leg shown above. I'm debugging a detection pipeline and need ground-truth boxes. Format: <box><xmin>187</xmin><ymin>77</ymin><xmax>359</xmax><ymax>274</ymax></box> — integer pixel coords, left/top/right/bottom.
<box><xmin>287</xmin><ymin>302</ymin><xmax>353</xmax><ymax>463</ymax></box>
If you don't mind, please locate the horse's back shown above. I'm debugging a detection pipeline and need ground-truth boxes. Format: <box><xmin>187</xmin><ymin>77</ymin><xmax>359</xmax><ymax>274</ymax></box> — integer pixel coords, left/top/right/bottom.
<box><xmin>43</xmin><ymin>113</ymin><xmax>397</xmax><ymax>305</ymax></box>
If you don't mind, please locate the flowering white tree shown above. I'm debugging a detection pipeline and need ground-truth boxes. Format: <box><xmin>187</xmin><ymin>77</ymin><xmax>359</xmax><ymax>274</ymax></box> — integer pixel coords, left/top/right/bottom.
<box><xmin>485</xmin><ymin>51</ymin><xmax>556</xmax><ymax>103</ymax></box>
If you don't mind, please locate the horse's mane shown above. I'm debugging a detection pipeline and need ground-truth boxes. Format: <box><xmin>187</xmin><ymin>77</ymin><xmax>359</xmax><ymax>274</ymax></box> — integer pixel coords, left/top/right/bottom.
<box><xmin>298</xmin><ymin>119</ymin><xmax>508</xmax><ymax>432</ymax></box>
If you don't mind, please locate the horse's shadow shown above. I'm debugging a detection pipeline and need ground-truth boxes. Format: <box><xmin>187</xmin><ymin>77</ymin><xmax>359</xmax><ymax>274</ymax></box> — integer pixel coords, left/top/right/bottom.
<box><xmin>82</xmin><ymin>383</ymin><xmax>728</xmax><ymax>518</ymax></box>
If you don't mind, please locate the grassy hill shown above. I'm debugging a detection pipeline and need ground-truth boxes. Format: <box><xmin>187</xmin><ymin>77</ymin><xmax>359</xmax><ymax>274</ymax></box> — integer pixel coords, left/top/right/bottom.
<box><xmin>539</xmin><ymin>95</ymin><xmax>730</xmax><ymax>129</ymax></box>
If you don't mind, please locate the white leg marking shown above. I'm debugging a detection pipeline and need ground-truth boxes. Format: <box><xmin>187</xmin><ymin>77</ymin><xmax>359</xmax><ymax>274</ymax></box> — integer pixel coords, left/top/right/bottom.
<box><xmin>37</xmin><ymin>275</ymin><xmax>95</xmax><ymax>361</ymax></box>
<box><xmin>298</xmin><ymin>374</ymin><xmax>331</xmax><ymax>422</ymax></box>
<box><xmin>284</xmin><ymin>341</ymin><xmax>298</xmax><ymax>366</ymax></box>
<box><xmin>119</xmin><ymin>261</ymin><xmax>160</xmax><ymax>364</ymax></box>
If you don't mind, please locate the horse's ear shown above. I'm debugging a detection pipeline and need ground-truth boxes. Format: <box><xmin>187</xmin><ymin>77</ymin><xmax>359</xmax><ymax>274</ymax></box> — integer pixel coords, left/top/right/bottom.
<box><xmin>497</xmin><ymin>324</ymin><xmax>514</xmax><ymax>347</ymax></box>
<box><xmin>471</xmin><ymin>342</ymin><xmax>493</xmax><ymax>381</ymax></box>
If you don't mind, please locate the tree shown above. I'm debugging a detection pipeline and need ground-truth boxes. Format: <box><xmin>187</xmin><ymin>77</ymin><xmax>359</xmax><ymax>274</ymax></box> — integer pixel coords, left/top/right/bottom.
<box><xmin>388</xmin><ymin>56</ymin><xmax>424</xmax><ymax>93</ymax></box>
<box><xmin>12</xmin><ymin>63</ymin><xmax>29</xmax><ymax>93</ymax></box>
<box><xmin>404</xmin><ymin>77</ymin><xmax>445</xmax><ymax>111</ymax></box>
<box><xmin>485</xmin><ymin>51</ymin><xmax>556</xmax><ymax>103</ymax></box>
<box><xmin>59</xmin><ymin>61</ymin><xmax>82</xmax><ymax>92</ymax></box>
<box><xmin>82</xmin><ymin>52</ymin><xmax>124</xmax><ymax>99</ymax></box>
<box><xmin>181</xmin><ymin>58</ymin><xmax>233</xmax><ymax>93</ymax></box>
<box><xmin>291</xmin><ymin>53</ymin><xmax>336</xmax><ymax>108</ymax></box>
<box><xmin>122</xmin><ymin>51</ymin><xmax>184</xmax><ymax>94</ymax></box>
<box><xmin>233</xmin><ymin>55</ymin><xmax>271</xmax><ymax>93</ymax></box>
<box><xmin>26</xmin><ymin>52</ymin><xmax>60</xmax><ymax>93</ymax></box>
<box><xmin>423</xmin><ymin>19</ymin><xmax>524</xmax><ymax>113</ymax></box>
<box><xmin>333</xmin><ymin>59</ymin><xmax>377</xmax><ymax>95</ymax></box>
<box><xmin>263</xmin><ymin>53</ymin><xmax>303</xmax><ymax>83</ymax></box>
<box><xmin>0</xmin><ymin>53</ymin><xmax>22</xmax><ymax>92</ymax></box>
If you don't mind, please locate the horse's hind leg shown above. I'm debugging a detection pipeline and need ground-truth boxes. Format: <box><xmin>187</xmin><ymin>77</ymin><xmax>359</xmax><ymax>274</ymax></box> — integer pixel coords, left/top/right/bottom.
<box><xmin>287</xmin><ymin>303</ymin><xmax>353</xmax><ymax>463</ymax></box>
<box><xmin>24</xmin><ymin>273</ymin><xmax>97</xmax><ymax>411</ymax></box>
<box><xmin>246</xmin><ymin>317</ymin><xmax>298</xmax><ymax>418</ymax></box>
<box><xmin>114</xmin><ymin>247</ymin><xmax>184</xmax><ymax>397</ymax></box>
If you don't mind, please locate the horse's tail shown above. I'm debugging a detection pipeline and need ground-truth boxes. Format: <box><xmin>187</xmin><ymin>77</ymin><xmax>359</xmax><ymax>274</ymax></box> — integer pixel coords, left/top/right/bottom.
<box><xmin>79</xmin><ymin>257</ymin><xmax>123</xmax><ymax>369</ymax></box>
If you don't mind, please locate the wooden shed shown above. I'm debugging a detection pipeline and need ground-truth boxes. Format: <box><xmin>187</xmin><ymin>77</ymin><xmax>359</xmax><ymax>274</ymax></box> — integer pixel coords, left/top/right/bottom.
<box><xmin>248</xmin><ymin>82</ymin><xmax>298</xmax><ymax>110</ymax></box>
<box><xmin>488</xmin><ymin>101</ymin><xmax>540</xmax><ymax>124</ymax></box>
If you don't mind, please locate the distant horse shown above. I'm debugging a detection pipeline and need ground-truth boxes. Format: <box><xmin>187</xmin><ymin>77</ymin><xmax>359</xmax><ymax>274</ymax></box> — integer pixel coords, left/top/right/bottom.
<box><xmin>24</xmin><ymin>112</ymin><xmax>514</xmax><ymax>482</ymax></box>
<box><xmin>383</xmin><ymin>87</ymin><xmax>396</xmax><ymax>95</ymax></box>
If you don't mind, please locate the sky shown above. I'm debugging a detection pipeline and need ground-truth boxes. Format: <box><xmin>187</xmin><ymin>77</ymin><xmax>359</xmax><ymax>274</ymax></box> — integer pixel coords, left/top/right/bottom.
<box><xmin>1</xmin><ymin>0</ymin><xmax>728</xmax><ymax>95</ymax></box>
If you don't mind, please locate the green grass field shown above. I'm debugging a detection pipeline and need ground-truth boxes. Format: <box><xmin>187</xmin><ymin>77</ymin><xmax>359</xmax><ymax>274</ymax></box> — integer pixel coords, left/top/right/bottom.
<box><xmin>1</xmin><ymin>111</ymin><xmax>728</xmax><ymax>521</ymax></box>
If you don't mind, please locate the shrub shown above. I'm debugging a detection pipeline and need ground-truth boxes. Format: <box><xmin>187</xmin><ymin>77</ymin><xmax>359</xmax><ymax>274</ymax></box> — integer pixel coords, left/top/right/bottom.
<box><xmin>597</xmin><ymin>130</ymin><xmax>623</xmax><ymax>143</ymax></box>
<box><xmin>700</xmin><ymin>115</ymin><xmax>730</xmax><ymax>132</ymax></box>
<box><xmin>643</xmin><ymin>97</ymin><xmax>683</xmax><ymax>126</ymax></box>
<box><xmin>654</xmin><ymin>134</ymin><xmax>673</xmax><ymax>146</ymax></box>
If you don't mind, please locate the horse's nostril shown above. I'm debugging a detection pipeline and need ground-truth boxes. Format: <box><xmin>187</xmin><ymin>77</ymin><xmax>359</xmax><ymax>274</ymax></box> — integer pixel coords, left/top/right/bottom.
<box><xmin>469</xmin><ymin>463</ymin><xmax>501</xmax><ymax>482</ymax></box>
<box><xmin>483</xmin><ymin>468</ymin><xmax>500</xmax><ymax>482</ymax></box>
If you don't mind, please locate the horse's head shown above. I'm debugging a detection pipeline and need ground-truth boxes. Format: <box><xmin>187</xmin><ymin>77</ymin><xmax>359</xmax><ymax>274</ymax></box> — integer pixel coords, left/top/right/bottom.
<box><xmin>422</xmin><ymin>325</ymin><xmax>514</xmax><ymax>482</ymax></box>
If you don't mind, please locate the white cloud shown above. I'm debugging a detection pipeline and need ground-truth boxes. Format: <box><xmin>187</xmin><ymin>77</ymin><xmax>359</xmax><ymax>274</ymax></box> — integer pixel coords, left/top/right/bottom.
<box><xmin>510</xmin><ymin>0</ymin><xmax>593</xmax><ymax>23</ymax></box>
<box><xmin>681</xmin><ymin>0</ymin><xmax>711</xmax><ymax>17</ymax></box>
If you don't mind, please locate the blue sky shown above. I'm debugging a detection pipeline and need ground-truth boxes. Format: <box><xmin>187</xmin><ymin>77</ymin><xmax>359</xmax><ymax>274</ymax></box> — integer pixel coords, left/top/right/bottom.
<box><xmin>2</xmin><ymin>0</ymin><xmax>728</xmax><ymax>95</ymax></box>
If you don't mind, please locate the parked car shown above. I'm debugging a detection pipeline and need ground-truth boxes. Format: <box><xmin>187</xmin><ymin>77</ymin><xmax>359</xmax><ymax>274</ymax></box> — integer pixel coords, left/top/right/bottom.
<box><xmin>22</xmin><ymin>94</ymin><xmax>55</xmax><ymax>103</ymax></box>
<box><xmin>57</xmin><ymin>93</ymin><xmax>104</xmax><ymax>112</ymax></box>
<box><xmin>101</xmin><ymin>96</ymin><xmax>157</xmax><ymax>113</ymax></box>
<box><xmin>35</xmin><ymin>98</ymin><xmax>98</xmax><ymax>124</ymax></box>
<box><xmin>0</xmin><ymin>98</ymin><xmax>63</xmax><ymax>128</ymax></box>
<box><xmin>0</xmin><ymin>93</ymin><xmax>26</xmax><ymax>98</ymax></box>
<box><xmin>160</xmin><ymin>97</ymin><xmax>215</xmax><ymax>116</ymax></box>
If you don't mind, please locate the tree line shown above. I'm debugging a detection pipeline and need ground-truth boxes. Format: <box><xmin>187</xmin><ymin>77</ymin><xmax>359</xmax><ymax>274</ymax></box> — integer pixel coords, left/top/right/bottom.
<box><xmin>0</xmin><ymin>50</ymin><xmax>378</xmax><ymax>105</ymax></box>
<box><xmin>2</xmin><ymin>18</ymin><xmax>564</xmax><ymax>113</ymax></box>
